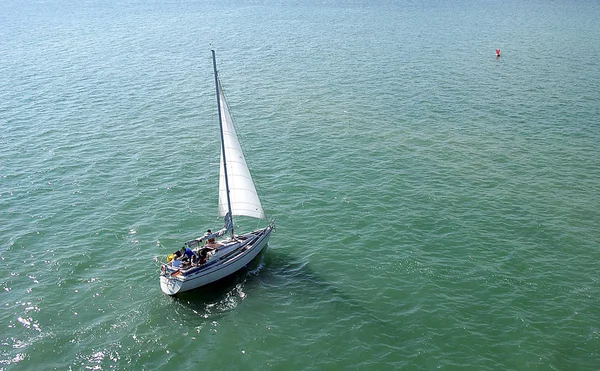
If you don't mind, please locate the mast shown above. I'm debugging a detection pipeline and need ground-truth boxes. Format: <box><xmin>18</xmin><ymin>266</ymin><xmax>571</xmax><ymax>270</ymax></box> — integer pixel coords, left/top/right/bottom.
<box><xmin>212</xmin><ymin>50</ymin><xmax>234</xmax><ymax>237</ymax></box>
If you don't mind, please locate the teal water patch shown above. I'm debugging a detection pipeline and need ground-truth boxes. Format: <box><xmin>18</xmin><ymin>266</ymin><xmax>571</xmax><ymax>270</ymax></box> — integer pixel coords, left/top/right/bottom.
<box><xmin>1</xmin><ymin>0</ymin><xmax>600</xmax><ymax>369</ymax></box>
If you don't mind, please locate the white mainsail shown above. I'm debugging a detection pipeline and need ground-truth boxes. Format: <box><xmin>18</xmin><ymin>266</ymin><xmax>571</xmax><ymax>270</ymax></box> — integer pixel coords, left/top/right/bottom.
<box><xmin>217</xmin><ymin>83</ymin><xmax>265</xmax><ymax>220</ymax></box>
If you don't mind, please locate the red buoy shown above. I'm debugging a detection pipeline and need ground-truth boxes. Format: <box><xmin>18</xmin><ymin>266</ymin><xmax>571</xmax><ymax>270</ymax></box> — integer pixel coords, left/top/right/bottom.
<box><xmin>495</xmin><ymin>49</ymin><xmax>501</xmax><ymax>57</ymax></box>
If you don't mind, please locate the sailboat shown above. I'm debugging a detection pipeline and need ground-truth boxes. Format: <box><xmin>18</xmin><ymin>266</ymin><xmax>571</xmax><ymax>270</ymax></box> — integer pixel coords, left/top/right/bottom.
<box><xmin>159</xmin><ymin>50</ymin><xmax>274</xmax><ymax>296</ymax></box>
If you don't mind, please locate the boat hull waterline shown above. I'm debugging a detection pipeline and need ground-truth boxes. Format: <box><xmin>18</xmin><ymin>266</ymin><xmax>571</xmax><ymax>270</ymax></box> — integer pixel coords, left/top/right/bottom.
<box><xmin>160</xmin><ymin>223</ymin><xmax>273</xmax><ymax>295</ymax></box>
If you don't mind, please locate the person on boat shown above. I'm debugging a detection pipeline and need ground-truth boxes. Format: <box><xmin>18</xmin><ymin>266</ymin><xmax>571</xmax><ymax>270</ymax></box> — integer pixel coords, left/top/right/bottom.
<box><xmin>198</xmin><ymin>248</ymin><xmax>210</xmax><ymax>265</ymax></box>
<box><xmin>178</xmin><ymin>246</ymin><xmax>198</xmax><ymax>266</ymax></box>
<box><xmin>204</xmin><ymin>229</ymin><xmax>222</xmax><ymax>248</ymax></box>
<box><xmin>172</xmin><ymin>249</ymin><xmax>183</xmax><ymax>260</ymax></box>
<box><xmin>193</xmin><ymin>230</ymin><xmax>220</xmax><ymax>266</ymax></box>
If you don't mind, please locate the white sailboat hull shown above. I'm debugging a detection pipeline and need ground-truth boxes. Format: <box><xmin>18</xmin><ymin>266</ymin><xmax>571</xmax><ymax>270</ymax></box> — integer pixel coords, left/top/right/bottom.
<box><xmin>160</xmin><ymin>224</ymin><xmax>273</xmax><ymax>295</ymax></box>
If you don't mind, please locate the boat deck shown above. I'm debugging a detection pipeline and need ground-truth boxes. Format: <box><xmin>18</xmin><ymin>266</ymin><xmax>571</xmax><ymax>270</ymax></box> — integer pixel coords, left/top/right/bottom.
<box><xmin>162</xmin><ymin>231</ymin><xmax>262</xmax><ymax>277</ymax></box>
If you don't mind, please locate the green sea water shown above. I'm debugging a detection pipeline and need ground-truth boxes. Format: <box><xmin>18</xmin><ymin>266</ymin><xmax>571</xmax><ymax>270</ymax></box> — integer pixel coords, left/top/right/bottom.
<box><xmin>2</xmin><ymin>0</ymin><xmax>600</xmax><ymax>370</ymax></box>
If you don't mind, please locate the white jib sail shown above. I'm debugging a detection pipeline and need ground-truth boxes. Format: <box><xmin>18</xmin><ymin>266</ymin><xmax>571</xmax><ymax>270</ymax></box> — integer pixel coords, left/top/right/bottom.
<box><xmin>217</xmin><ymin>86</ymin><xmax>265</xmax><ymax>220</ymax></box>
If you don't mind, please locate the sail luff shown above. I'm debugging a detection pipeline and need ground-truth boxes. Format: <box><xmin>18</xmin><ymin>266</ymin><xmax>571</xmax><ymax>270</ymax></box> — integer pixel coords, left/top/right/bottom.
<box><xmin>213</xmin><ymin>52</ymin><xmax>265</xmax><ymax>221</ymax></box>
<box><xmin>217</xmin><ymin>87</ymin><xmax>265</xmax><ymax>219</ymax></box>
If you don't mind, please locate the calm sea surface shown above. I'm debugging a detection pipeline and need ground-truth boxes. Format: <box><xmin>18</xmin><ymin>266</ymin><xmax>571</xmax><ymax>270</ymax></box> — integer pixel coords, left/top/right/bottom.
<box><xmin>1</xmin><ymin>0</ymin><xmax>599</xmax><ymax>369</ymax></box>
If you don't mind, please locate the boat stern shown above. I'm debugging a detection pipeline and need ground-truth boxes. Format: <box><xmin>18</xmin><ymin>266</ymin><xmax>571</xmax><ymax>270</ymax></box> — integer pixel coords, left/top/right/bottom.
<box><xmin>160</xmin><ymin>274</ymin><xmax>183</xmax><ymax>296</ymax></box>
